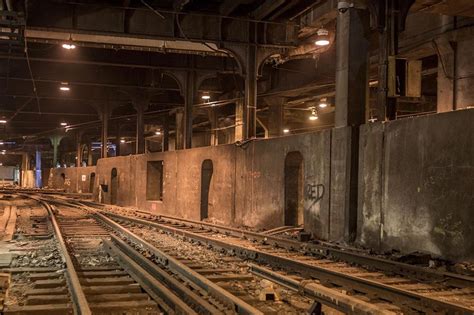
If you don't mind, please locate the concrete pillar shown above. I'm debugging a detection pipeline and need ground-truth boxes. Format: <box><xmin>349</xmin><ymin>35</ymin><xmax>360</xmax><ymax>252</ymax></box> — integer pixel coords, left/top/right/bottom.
<box><xmin>184</xmin><ymin>67</ymin><xmax>196</xmax><ymax>149</ymax></box>
<box><xmin>265</xmin><ymin>96</ymin><xmax>285</xmax><ymax>137</ymax></box>
<box><xmin>330</xmin><ymin>7</ymin><xmax>369</xmax><ymax>242</ymax></box>
<box><xmin>175</xmin><ymin>108</ymin><xmax>184</xmax><ymax>150</ymax></box>
<box><xmin>162</xmin><ymin>115</ymin><xmax>169</xmax><ymax>152</ymax></box>
<box><xmin>50</xmin><ymin>135</ymin><xmax>63</xmax><ymax>167</ymax></box>
<box><xmin>35</xmin><ymin>149</ymin><xmax>42</xmax><ymax>188</ymax></box>
<box><xmin>245</xmin><ymin>23</ymin><xmax>258</xmax><ymax>139</ymax></box>
<box><xmin>209</xmin><ymin>108</ymin><xmax>218</xmax><ymax>146</ymax></box>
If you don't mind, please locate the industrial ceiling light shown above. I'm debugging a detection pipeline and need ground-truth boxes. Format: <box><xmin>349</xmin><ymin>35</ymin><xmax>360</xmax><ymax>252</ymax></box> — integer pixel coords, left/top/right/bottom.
<box><xmin>120</xmin><ymin>139</ymin><xmax>126</xmax><ymax>143</ymax></box>
<box><xmin>283</xmin><ymin>128</ymin><xmax>290</xmax><ymax>134</ymax></box>
<box><xmin>155</xmin><ymin>130</ymin><xmax>161</xmax><ymax>135</ymax></box>
<box><xmin>201</xmin><ymin>92</ymin><xmax>211</xmax><ymax>100</ymax></box>
<box><xmin>315</xmin><ymin>28</ymin><xmax>330</xmax><ymax>46</ymax></box>
<box><xmin>60</xmin><ymin>122</ymin><xmax>67</xmax><ymax>126</ymax></box>
<box><xmin>318</xmin><ymin>98</ymin><xmax>328</xmax><ymax>108</ymax></box>
<box><xmin>62</xmin><ymin>35</ymin><xmax>76</xmax><ymax>50</ymax></box>
<box><xmin>309</xmin><ymin>108</ymin><xmax>319</xmax><ymax>120</ymax></box>
<box><xmin>62</xmin><ymin>43</ymin><xmax>76</xmax><ymax>50</ymax></box>
<box><xmin>0</xmin><ymin>142</ymin><xmax>4</xmax><ymax>145</ymax></box>
<box><xmin>0</xmin><ymin>119</ymin><xmax>6</xmax><ymax>124</ymax></box>
<box><xmin>59</xmin><ymin>83</ymin><xmax>70</xmax><ymax>91</ymax></box>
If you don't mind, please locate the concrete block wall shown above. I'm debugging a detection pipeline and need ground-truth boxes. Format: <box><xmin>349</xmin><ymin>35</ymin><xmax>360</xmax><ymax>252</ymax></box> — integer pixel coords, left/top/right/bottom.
<box><xmin>48</xmin><ymin>166</ymin><xmax>96</xmax><ymax>193</ymax></box>
<box><xmin>46</xmin><ymin>109</ymin><xmax>474</xmax><ymax>261</ymax></box>
<box><xmin>86</xmin><ymin>130</ymin><xmax>332</xmax><ymax>240</ymax></box>
<box><xmin>358</xmin><ymin>109</ymin><xmax>474</xmax><ymax>260</ymax></box>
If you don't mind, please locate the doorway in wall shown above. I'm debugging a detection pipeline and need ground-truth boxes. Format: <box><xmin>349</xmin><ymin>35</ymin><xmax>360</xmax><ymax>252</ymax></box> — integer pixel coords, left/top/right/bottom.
<box><xmin>89</xmin><ymin>172</ymin><xmax>95</xmax><ymax>193</ymax></box>
<box><xmin>284</xmin><ymin>151</ymin><xmax>304</xmax><ymax>226</ymax></box>
<box><xmin>110</xmin><ymin>168</ymin><xmax>118</xmax><ymax>205</ymax></box>
<box><xmin>200</xmin><ymin>159</ymin><xmax>213</xmax><ymax>221</ymax></box>
<box><xmin>60</xmin><ymin>173</ymin><xmax>65</xmax><ymax>185</ymax></box>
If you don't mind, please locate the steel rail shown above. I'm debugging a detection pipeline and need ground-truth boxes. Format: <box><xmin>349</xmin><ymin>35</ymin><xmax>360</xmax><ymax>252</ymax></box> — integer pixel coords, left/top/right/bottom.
<box><xmin>39</xmin><ymin>200</ymin><xmax>92</xmax><ymax>315</ymax></box>
<box><xmin>249</xmin><ymin>264</ymin><xmax>395</xmax><ymax>315</ymax></box>
<box><xmin>103</xmin><ymin>211</ymin><xmax>474</xmax><ymax>314</ymax></box>
<box><xmin>28</xmin><ymin>195</ymin><xmax>199</xmax><ymax>315</ymax></box>
<box><xmin>153</xmin><ymin>214</ymin><xmax>474</xmax><ymax>288</ymax></box>
<box><xmin>104</xmin><ymin>235</ymin><xmax>222</xmax><ymax>314</ymax></box>
<box><xmin>102</xmin><ymin>238</ymin><xmax>196</xmax><ymax>315</ymax></box>
<box><xmin>93</xmin><ymin>211</ymin><xmax>264</xmax><ymax>315</ymax></box>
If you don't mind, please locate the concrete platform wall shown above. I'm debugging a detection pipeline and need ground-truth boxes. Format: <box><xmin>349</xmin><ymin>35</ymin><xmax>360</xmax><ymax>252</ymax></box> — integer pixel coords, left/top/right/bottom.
<box><xmin>46</xmin><ymin>110</ymin><xmax>473</xmax><ymax>260</ymax></box>
<box><xmin>358</xmin><ymin>109</ymin><xmax>474</xmax><ymax>260</ymax></box>
<box><xmin>48</xmin><ymin>166</ymin><xmax>96</xmax><ymax>193</ymax></box>
<box><xmin>83</xmin><ymin>130</ymin><xmax>332</xmax><ymax>240</ymax></box>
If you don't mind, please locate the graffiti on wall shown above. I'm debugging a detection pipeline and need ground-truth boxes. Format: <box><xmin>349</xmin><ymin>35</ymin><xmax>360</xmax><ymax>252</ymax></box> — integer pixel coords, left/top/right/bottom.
<box><xmin>306</xmin><ymin>183</ymin><xmax>324</xmax><ymax>208</ymax></box>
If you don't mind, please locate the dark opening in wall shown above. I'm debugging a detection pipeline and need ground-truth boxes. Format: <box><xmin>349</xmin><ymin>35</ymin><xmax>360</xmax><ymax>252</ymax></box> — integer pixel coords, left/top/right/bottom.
<box><xmin>89</xmin><ymin>172</ymin><xmax>95</xmax><ymax>193</ymax></box>
<box><xmin>110</xmin><ymin>168</ymin><xmax>118</xmax><ymax>205</ymax></box>
<box><xmin>146</xmin><ymin>161</ymin><xmax>163</xmax><ymax>201</ymax></box>
<box><xmin>200</xmin><ymin>159</ymin><xmax>213</xmax><ymax>220</ymax></box>
<box><xmin>284</xmin><ymin>151</ymin><xmax>304</xmax><ymax>226</ymax></box>
<box><xmin>60</xmin><ymin>173</ymin><xmax>65</xmax><ymax>184</ymax></box>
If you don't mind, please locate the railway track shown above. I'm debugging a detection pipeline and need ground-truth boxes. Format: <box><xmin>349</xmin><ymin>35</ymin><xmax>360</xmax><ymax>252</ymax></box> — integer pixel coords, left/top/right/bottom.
<box><xmin>2</xmin><ymin>191</ymin><xmax>474</xmax><ymax>314</ymax></box>
<box><xmin>94</xmin><ymin>206</ymin><xmax>474</xmax><ymax>315</ymax></box>
<box><xmin>3</xmin><ymin>193</ymin><xmax>352</xmax><ymax>314</ymax></box>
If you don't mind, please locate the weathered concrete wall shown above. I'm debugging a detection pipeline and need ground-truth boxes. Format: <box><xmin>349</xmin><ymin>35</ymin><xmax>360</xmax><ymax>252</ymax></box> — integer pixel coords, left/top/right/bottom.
<box><xmin>235</xmin><ymin>131</ymin><xmax>331</xmax><ymax>239</ymax></box>
<box><xmin>48</xmin><ymin>166</ymin><xmax>96</xmax><ymax>193</ymax></box>
<box><xmin>84</xmin><ymin>130</ymin><xmax>332</xmax><ymax>239</ymax></box>
<box><xmin>47</xmin><ymin>110</ymin><xmax>473</xmax><ymax>261</ymax></box>
<box><xmin>95</xmin><ymin>156</ymin><xmax>135</xmax><ymax>205</ymax></box>
<box><xmin>358</xmin><ymin>109</ymin><xmax>474</xmax><ymax>260</ymax></box>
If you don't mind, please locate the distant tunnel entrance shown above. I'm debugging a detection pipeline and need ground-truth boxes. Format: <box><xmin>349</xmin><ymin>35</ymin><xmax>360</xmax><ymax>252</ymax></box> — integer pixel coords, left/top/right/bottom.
<box><xmin>200</xmin><ymin>159</ymin><xmax>213</xmax><ymax>221</ymax></box>
<box><xmin>284</xmin><ymin>152</ymin><xmax>304</xmax><ymax>226</ymax></box>
<box><xmin>110</xmin><ymin>168</ymin><xmax>118</xmax><ymax>205</ymax></box>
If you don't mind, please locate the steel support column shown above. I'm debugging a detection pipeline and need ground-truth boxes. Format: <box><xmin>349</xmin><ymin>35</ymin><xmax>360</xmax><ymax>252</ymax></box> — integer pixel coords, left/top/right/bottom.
<box><xmin>235</xmin><ymin>98</ymin><xmax>245</xmax><ymax>141</ymax></box>
<box><xmin>50</xmin><ymin>135</ymin><xmax>63</xmax><ymax>167</ymax></box>
<box><xmin>99</xmin><ymin>106</ymin><xmax>110</xmax><ymax>159</ymax></box>
<box><xmin>35</xmin><ymin>148</ymin><xmax>42</xmax><ymax>188</ymax></box>
<box><xmin>87</xmin><ymin>142</ymin><xmax>93</xmax><ymax>166</ymax></box>
<box><xmin>75</xmin><ymin>132</ymin><xmax>83</xmax><ymax>167</ymax></box>
<box><xmin>265</xmin><ymin>96</ymin><xmax>285</xmax><ymax>137</ymax></box>
<box><xmin>115</xmin><ymin>123</ymin><xmax>121</xmax><ymax>157</ymax></box>
<box><xmin>184</xmin><ymin>63</ymin><xmax>196</xmax><ymax>149</ymax></box>
<box><xmin>135</xmin><ymin>104</ymin><xmax>146</xmax><ymax>154</ymax></box>
<box><xmin>245</xmin><ymin>22</ymin><xmax>258</xmax><ymax>139</ymax></box>
<box><xmin>331</xmin><ymin>7</ymin><xmax>370</xmax><ymax>242</ymax></box>
<box><xmin>209</xmin><ymin>108</ymin><xmax>218</xmax><ymax>146</ymax></box>
<box><xmin>175</xmin><ymin>109</ymin><xmax>184</xmax><ymax>150</ymax></box>
<box><xmin>162</xmin><ymin>115</ymin><xmax>169</xmax><ymax>152</ymax></box>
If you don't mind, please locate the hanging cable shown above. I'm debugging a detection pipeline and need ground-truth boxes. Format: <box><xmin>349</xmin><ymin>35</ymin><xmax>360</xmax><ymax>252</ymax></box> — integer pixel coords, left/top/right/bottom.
<box><xmin>23</xmin><ymin>0</ymin><xmax>41</xmax><ymax>114</ymax></box>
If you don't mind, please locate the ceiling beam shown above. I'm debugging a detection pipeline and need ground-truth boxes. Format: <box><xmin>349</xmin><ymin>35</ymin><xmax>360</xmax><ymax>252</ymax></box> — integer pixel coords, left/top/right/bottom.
<box><xmin>0</xmin><ymin>54</ymin><xmax>236</xmax><ymax>73</ymax></box>
<box><xmin>0</xmin><ymin>76</ymin><xmax>181</xmax><ymax>91</ymax></box>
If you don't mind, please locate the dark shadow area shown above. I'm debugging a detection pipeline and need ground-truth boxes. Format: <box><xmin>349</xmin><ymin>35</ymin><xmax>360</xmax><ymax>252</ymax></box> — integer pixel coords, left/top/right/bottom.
<box><xmin>110</xmin><ymin>168</ymin><xmax>118</xmax><ymax>205</ymax></box>
<box><xmin>284</xmin><ymin>151</ymin><xmax>304</xmax><ymax>226</ymax></box>
<box><xmin>146</xmin><ymin>161</ymin><xmax>164</xmax><ymax>201</ymax></box>
<box><xmin>89</xmin><ymin>172</ymin><xmax>95</xmax><ymax>193</ymax></box>
<box><xmin>200</xmin><ymin>159</ymin><xmax>213</xmax><ymax>221</ymax></box>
